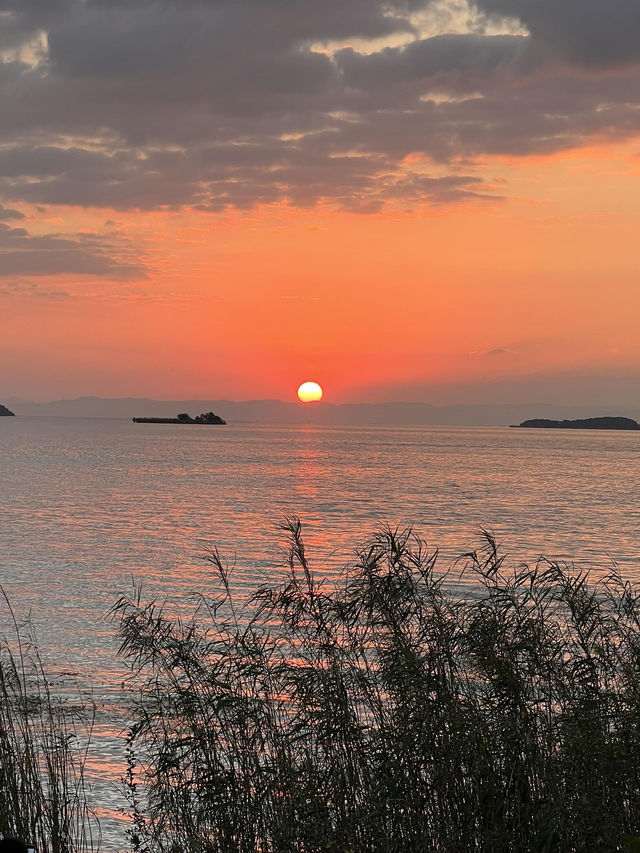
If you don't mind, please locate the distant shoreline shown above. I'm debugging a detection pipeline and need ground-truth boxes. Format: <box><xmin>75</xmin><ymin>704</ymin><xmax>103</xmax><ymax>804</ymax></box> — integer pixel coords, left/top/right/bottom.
<box><xmin>8</xmin><ymin>396</ymin><xmax>640</xmax><ymax>427</ymax></box>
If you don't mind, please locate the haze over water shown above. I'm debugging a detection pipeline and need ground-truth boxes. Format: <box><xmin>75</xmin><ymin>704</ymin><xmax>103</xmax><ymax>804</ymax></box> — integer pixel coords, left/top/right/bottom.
<box><xmin>2</xmin><ymin>415</ymin><xmax>640</xmax><ymax>847</ymax></box>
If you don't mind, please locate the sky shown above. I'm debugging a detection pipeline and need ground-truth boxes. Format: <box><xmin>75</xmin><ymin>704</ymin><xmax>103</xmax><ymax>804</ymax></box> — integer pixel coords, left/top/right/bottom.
<box><xmin>1</xmin><ymin>0</ymin><xmax>639</xmax><ymax>405</ymax></box>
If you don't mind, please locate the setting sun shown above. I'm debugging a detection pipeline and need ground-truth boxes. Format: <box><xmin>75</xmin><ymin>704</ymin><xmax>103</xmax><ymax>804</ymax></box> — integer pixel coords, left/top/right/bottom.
<box><xmin>297</xmin><ymin>381</ymin><xmax>323</xmax><ymax>403</ymax></box>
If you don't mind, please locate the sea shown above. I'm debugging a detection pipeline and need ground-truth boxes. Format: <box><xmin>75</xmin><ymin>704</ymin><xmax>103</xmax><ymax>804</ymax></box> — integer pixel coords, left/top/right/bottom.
<box><xmin>2</xmin><ymin>416</ymin><xmax>640</xmax><ymax>848</ymax></box>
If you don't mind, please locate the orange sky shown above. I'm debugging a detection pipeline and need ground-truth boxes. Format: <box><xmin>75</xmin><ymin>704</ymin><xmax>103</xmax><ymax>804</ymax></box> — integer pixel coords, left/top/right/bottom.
<box><xmin>1</xmin><ymin>0</ymin><xmax>640</xmax><ymax>406</ymax></box>
<box><xmin>3</xmin><ymin>141</ymin><xmax>640</xmax><ymax>404</ymax></box>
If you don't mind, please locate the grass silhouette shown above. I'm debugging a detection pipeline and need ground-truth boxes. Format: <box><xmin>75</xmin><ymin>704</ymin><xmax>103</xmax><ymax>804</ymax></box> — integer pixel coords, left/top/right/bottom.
<box><xmin>0</xmin><ymin>591</ymin><xmax>97</xmax><ymax>852</ymax></box>
<box><xmin>112</xmin><ymin>519</ymin><xmax>640</xmax><ymax>853</ymax></box>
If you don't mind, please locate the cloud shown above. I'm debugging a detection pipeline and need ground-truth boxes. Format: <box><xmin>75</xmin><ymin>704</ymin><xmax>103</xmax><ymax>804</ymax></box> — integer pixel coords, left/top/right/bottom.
<box><xmin>336</xmin><ymin>33</ymin><xmax>525</xmax><ymax>88</ymax></box>
<box><xmin>0</xmin><ymin>203</ymin><xmax>24</xmax><ymax>221</ymax></box>
<box><xmin>0</xmin><ymin>0</ymin><xmax>638</xmax><ymax>212</ymax></box>
<box><xmin>469</xmin><ymin>346</ymin><xmax>517</xmax><ymax>357</ymax></box>
<box><xmin>0</xmin><ymin>222</ymin><xmax>148</xmax><ymax>278</ymax></box>
<box><xmin>0</xmin><ymin>278</ymin><xmax>70</xmax><ymax>299</ymax></box>
<box><xmin>475</xmin><ymin>0</ymin><xmax>640</xmax><ymax>67</ymax></box>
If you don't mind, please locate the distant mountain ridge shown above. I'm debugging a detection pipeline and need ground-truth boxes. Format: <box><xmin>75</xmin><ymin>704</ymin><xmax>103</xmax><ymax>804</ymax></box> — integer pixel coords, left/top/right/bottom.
<box><xmin>7</xmin><ymin>396</ymin><xmax>640</xmax><ymax>427</ymax></box>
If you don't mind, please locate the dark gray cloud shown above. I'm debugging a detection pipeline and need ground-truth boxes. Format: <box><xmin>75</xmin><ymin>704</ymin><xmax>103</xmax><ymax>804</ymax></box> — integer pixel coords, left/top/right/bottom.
<box><xmin>0</xmin><ymin>0</ymin><xmax>638</xmax><ymax>214</ymax></box>
<box><xmin>0</xmin><ymin>222</ymin><xmax>148</xmax><ymax>278</ymax></box>
<box><xmin>475</xmin><ymin>0</ymin><xmax>640</xmax><ymax>67</ymax></box>
<box><xmin>337</xmin><ymin>34</ymin><xmax>525</xmax><ymax>88</ymax></box>
<box><xmin>0</xmin><ymin>204</ymin><xmax>24</xmax><ymax>221</ymax></box>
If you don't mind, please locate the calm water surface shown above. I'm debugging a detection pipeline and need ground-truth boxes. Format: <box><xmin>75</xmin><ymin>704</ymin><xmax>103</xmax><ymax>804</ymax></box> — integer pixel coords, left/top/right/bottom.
<box><xmin>2</xmin><ymin>416</ymin><xmax>640</xmax><ymax>846</ymax></box>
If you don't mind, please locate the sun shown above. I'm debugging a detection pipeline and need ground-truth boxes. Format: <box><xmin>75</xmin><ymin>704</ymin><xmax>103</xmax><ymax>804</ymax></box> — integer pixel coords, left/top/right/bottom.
<box><xmin>297</xmin><ymin>381</ymin><xmax>323</xmax><ymax>403</ymax></box>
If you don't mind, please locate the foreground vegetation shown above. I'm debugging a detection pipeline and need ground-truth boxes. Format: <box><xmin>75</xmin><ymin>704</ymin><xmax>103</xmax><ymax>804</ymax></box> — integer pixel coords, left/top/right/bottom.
<box><xmin>5</xmin><ymin>520</ymin><xmax>640</xmax><ymax>851</ymax></box>
<box><xmin>0</xmin><ymin>593</ymin><xmax>97</xmax><ymax>852</ymax></box>
<box><xmin>113</xmin><ymin>520</ymin><xmax>640</xmax><ymax>852</ymax></box>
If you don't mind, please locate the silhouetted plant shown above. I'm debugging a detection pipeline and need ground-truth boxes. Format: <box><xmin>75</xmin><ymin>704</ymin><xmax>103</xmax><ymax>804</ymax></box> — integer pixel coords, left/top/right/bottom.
<box><xmin>0</xmin><ymin>591</ymin><xmax>98</xmax><ymax>852</ymax></box>
<box><xmin>113</xmin><ymin>519</ymin><xmax>640</xmax><ymax>852</ymax></box>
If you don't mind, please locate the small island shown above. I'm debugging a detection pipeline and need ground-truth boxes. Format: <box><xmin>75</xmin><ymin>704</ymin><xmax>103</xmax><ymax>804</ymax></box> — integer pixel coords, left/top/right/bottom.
<box><xmin>513</xmin><ymin>416</ymin><xmax>640</xmax><ymax>430</ymax></box>
<box><xmin>133</xmin><ymin>411</ymin><xmax>226</xmax><ymax>425</ymax></box>
<box><xmin>0</xmin><ymin>403</ymin><xmax>15</xmax><ymax>417</ymax></box>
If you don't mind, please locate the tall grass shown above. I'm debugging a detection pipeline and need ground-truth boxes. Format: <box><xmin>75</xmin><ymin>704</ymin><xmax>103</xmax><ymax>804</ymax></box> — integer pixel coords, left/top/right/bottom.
<box><xmin>0</xmin><ymin>592</ymin><xmax>98</xmax><ymax>852</ymax></box>
<box><xmin>114</xmin><ymin>519</ymin><xmax>640</xmax><ymax>852</ymax></box>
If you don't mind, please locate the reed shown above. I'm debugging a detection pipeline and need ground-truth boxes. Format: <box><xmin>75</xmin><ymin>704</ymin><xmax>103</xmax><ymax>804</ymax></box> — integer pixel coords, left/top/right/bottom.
<box><xmin>0</xmin><ymin>591</ymin><xmax>98</xmax><ymax>853</ymax></box>
<box><xmin>113</xmin><ymin>519</ymin><xmax>640</xmax><ymax>853</ymax></box>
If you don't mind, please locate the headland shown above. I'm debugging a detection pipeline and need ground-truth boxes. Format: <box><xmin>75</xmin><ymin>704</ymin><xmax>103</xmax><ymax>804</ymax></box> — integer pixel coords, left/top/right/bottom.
<box><xmin>513</xmin><ymin>416</ymin><xmax>640</xmax><ymax>430</ymax></box>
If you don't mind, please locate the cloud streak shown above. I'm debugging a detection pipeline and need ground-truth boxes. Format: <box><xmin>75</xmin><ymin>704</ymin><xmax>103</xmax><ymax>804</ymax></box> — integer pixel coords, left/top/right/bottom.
<box><xmin>0</xmin><ymin>222</ymin><xmax>148</xmax><ymax>279</ymax></box>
